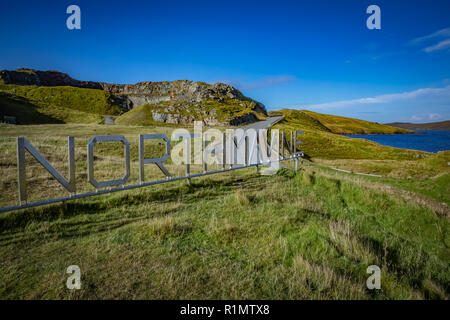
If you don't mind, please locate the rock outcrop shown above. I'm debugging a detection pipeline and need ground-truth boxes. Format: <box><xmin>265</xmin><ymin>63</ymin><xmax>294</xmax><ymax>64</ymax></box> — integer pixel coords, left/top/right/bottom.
<box><xmin>0</xmin><ymin>68</ymin><xmax>103</xmax><ymax>89</ymax></box>
<box><xmin>0</xmin><ymin>68</ymin><xmax>267</xmax><ymax>125</ymax></box>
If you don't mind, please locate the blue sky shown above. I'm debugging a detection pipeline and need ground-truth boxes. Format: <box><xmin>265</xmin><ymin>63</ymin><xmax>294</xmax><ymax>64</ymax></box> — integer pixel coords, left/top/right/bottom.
<box><xmin>1</xmin><ymin>0</ymin><xmax>449</xmax><ymax>123</ymax></box>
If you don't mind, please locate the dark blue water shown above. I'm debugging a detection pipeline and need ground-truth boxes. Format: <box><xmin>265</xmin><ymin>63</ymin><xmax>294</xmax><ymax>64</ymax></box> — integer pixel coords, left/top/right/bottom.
<box><xmin>344</xmin><ymin>130</ymin><xmax>450</xmax><ymax>153</ymax></box>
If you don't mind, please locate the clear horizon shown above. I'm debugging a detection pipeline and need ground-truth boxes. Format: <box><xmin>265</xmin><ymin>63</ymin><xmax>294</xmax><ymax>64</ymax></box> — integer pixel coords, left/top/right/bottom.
<box><xmin>1</xmin><ymin>0</ymin><xmax>449</xmax><ymax>123</ymax></box>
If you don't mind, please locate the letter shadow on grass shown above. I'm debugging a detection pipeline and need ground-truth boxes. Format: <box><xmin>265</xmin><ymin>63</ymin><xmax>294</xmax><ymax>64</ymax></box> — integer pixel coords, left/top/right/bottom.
<box><xmin>0</xmin><ymin>174</ymin><xmax>263</xmax><ymax>244</ymax></box>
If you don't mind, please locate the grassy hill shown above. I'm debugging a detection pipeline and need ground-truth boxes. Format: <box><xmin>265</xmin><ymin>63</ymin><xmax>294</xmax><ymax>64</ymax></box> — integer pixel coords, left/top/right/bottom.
<box><xmin>0</xmin><ymin>91</ymin><xmax>105</xmax><ymax>124</ymax></box>
<box><xmin>0</xmin><ymin>92</ymin><xmax>62</xmax><ymax>124</ymax></box>
<box><xmin>387</xmin><ymin>120</ymin><xmax>450</xmax><ymax>131</ymax></box>
<box><xmin>115</xmin><ymin>99</ymin><xmax>267</xmax><ymax>126</ymax></box>
<box><xmin>271</xmin><ymin>109</ymin><xmax>425</xmax><ymax>160</ymax></box>
<box><xmin>0</xmin><ymin>83</ymin><xmax>267</xmax><ymax>126</ymax></box>
<box><xmin>0</xmin><ymin>84</ymin><xmax>124</xmax><ymax>124</ymax></box>
<box><xmin>270</xmin><ymin>108</ymin><xmax>449</xmax><ymax>207</ymax></box>
<box><xmin>114</xmin><ymin>104</ymin><xmax>158</xmax><ymax>126</ymax></box>
<box><xmin>270</xmin><ymin>109</ymin><xmax>413</xmax><ymax>134</ymax></box>
<box><xmin>1</xmin><ymin>69</ymin><xmax>269</xmax><ymax>126</ymax></box>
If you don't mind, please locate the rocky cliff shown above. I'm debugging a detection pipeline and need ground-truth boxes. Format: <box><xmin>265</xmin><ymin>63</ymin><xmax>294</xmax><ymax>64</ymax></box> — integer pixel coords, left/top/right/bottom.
<box><xmin>0</xmin><ymin>68</ymin><xmax>103</xmax><ymax>89</ymax></box>
<box><xmin>0</xmin><ymin>68</ymin><xmax>267</xmax><ymax>125</ymax></box>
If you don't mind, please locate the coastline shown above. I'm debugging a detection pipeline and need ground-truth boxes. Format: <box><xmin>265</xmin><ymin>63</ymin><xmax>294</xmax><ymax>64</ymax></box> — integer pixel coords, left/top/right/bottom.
<box><xmin>343</xmin><ymin>130</ymin><xmax>450</xmax><ymax>154</ymax></box>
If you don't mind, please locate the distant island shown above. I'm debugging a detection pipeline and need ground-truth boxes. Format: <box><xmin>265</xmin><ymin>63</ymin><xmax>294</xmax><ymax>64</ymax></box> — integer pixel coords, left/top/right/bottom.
<box><xmin>386</xmin><ymin>120</ymin><xmax>450</xmax><ymax>131</ymax></box>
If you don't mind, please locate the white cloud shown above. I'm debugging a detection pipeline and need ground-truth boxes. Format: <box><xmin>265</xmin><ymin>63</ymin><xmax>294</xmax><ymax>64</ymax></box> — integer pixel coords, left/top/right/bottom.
<box><xmin>409</xmin><ymin>27</ymin><xmax>450</xmax><ymax>44</ymax></box>
<box><xmin>429</xmin><ymin>113</ymin><xmax>441</xmax><ymax>120</ymax></box>
<box><xmin>409</xmin><ymin>27</ymin><xmax>450</xmax><ymax>53</ymax></box>
<box><xmin>300</xmin><ymin>86</ymin><xmax>450</xmax><ymax>110</ymax></box>
<box><xmin>410</xmin><ymin>113</ymin><xmax>442</xmax><ymax>123</ymax></box>
<box><xmin>424</xmin><ymin>39</ymin><xmax>450</xmax><ymax>52</ymax></box>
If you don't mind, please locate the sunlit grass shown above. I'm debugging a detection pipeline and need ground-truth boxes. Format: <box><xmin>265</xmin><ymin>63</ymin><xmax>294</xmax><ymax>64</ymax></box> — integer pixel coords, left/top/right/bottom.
<box><xmin>0</xmin><ymin>123</ymin><xmax>448</xmax><ymax>299</ymax></box>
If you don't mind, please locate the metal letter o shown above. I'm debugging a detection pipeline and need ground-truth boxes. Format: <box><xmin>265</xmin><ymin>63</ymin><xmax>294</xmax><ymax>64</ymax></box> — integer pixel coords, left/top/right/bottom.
<box><xmin>87</xmin><ymin>135</ymin><xmax>130</xmax><ymax>189</ymax></box>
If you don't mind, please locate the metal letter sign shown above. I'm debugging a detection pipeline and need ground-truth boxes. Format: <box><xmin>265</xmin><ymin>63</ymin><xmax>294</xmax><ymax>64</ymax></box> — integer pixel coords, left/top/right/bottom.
<box><xmin>87</xmin><ymin>136</ymin><xmax>130</xmax><ymax>189</ymax></box>
<box><xmin>1</xmin><ymin>130</ymin><xmax>303</xmax><ymax>213</ymax></box>
<box><xmin>139</xmin><ymin>134</ymin><xmax>171</xmax><ymax>182</ymax></box>
<box><xmin>17</xmin><ymin>136</ymin><xmax>76</xmax><ymax>204</ymax></box>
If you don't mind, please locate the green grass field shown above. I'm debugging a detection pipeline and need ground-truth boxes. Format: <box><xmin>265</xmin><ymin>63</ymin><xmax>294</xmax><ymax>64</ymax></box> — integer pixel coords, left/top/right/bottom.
<box><xmin>0</xmin><ymin>85</ymin><xmax>123</xmax><ymax>125</ymax></box>
<box><xmin>0</xmin><ymin>123</ymin><xmax>448</xmax><ymax>299</ymax></box>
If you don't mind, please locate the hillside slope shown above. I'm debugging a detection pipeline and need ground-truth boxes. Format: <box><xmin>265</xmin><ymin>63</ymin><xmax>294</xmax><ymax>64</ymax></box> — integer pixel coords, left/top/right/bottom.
<box><xmin>270</xmin><ymin>109</ymin><xmax>413</xmax><ymax>134</ymax></box>
<box><xmin>115</xmin><ymin>99</ymin><xmax>266</xmax><ymax>126</ymax></box>
<box><xmin>387</xmin><ymin>120</ymin><xmax>450</xmax><ymax>131</ymax></box>
<box><xmin>0</xmin><ymin>90</ymin><xmax>106</xmax><ymax>124</ymax></box>
<box><xmin>269</xmin><ymin>109</ymin><xmax>449</xmax><ymax>205</ymax></box>
<box><xmin>271</xmin><ymin>109</ymin><xmax>427</xmax><ymax>160</ymax></box>
<box><xmin>0</xmin><ymin>84</ymin><xmax>124</xmax><ymax>116</ymax></box>
<box><xmin>0</xmin><ymin>68</ymin><xmax>267</xmax><ymax>126</ymax></box>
